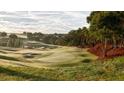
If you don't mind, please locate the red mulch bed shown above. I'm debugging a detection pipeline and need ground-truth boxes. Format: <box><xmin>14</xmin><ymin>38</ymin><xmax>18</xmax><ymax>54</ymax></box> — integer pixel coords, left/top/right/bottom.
<box><xmin>88</xmin><ymin>43</ymin><xmax>124</xmax><ymax>59</ymax></box>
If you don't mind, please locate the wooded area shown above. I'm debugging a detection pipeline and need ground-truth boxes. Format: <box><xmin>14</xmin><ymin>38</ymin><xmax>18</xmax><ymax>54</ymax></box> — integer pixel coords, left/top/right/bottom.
<box><xmin>21</xmin><ymin>12</ymin><xmax>124</xmax><ymax>58</ymax></box>
<box><xmin>0</xmin><ymin>12</ymin><xmax>124</xmax><ymax>58</ymax></box>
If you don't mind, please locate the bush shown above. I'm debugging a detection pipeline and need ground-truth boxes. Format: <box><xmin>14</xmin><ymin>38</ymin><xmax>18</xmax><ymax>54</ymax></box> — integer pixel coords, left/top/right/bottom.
<box><xmin>88</xmin><ymin>43</ymin><xmax>124</xmax><ymax>58</ymax></box>
<box><xmin>107</xmin><ymin>48</ymin><xmax>124</xmax><ymax>58</ymax></box>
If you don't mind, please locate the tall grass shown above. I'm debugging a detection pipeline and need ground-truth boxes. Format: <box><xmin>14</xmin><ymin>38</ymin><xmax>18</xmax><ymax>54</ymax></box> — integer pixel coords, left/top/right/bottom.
<box><xmin>0</xmin><ymin>57</ymin><xmax>124</xmax><ymax>80</ymax></box>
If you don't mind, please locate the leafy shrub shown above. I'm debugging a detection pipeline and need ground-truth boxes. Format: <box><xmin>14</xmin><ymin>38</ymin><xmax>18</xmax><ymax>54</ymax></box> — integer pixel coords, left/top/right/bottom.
<box><xmin>88</xmin><ymin>43</ymin><xmax>124</xmax><ymax>58</ymax></box>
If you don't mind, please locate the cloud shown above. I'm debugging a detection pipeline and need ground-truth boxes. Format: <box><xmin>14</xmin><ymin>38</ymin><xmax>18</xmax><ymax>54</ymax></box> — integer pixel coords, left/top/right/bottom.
<box><xmin>0</xmin><ymin>11</ymin><xmax>90</xmax><ymax>33</ymax></box>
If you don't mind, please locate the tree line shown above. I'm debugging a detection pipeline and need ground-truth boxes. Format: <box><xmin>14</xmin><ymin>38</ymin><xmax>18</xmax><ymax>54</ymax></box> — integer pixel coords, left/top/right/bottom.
<box><xmin>24</xmin><ymin>12</ymin><xmax>124</xmax><ymax>49</ymax></box>
<box><xmin>0</xmin><ymin>33</ymin><xmax>24</xmax><ymax>48</ymax></box>
<box><xmin>0</xmin><ymin>11</ymin><xmax>124</xmax><ymax>50</ymax></box>
<box><xmin>57</xmin><ymin>12</ymin><xmax>124</xmax><ymax>48</ymax></box>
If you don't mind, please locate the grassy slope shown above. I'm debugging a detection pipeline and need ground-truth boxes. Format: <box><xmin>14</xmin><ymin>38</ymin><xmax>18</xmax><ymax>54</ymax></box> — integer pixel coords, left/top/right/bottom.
<box><xmin>0</xmin><ymin>57</ymin><xmax>124</xmax><ymax>80</ymax></box>
<box><xmin>0</xmin><ymin>46</ymin><xmax>97</xmax><ymax>68</ymax></box>
<box><xmin>0</xmin><ymin>46</ymin><xmax>124</xmax><ymax>80</ymax></box>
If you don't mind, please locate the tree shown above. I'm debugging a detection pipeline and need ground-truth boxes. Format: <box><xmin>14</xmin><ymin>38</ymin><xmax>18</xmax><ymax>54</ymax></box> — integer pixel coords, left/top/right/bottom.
<box><xmin>27</xmin><ymin>32</ymin><xmax>33</xmax><ymax>40</ymax></box>
<box><xmin>9</xmin><ymin>34</ymin><xmax>17</xmax><ymax>39</ymax></box>
<box><xmin>23</xmin><ymin>32</ymin><xmax>27</xmax><ymax>35</ymax></box>
<box><xmin>7</xmin><ymin>34</ymin><xmax>18</xmax><ymax>47</ymax></box>
<box><xmin>33</xmin><ymin>32</ymin><xmax>43</xmax><ymax>41</ymax></box>
<box><xmin>63</xmin><ymin>27</ymin><xmax>91</xmax><ymax>47</ymax></box>
<box><xmin>0</xmin><ymin>32</ymin><xmax>7</xmax><ymax>37</ymax></box>
<box><xmin>87</xmin><ymin>11</ymin><xmax>124</xmax><ymax>48</ymax></box>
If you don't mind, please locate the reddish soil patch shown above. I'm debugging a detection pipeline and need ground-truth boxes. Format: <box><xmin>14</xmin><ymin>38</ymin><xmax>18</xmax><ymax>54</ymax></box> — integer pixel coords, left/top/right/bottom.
<box><xmin>88</xmin><ymin>43</ymin><xmax>124</xmax><ymax>59</ymax></box>
<box><xmin>106</xmin><ymin>48</ymin><xmax>124</xmax><ymax>58</ymax></box>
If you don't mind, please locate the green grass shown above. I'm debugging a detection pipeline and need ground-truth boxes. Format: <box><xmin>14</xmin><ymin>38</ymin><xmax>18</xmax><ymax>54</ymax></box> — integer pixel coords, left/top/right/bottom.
<box><xmin>0</xmin><ymin>46</ymin><xmax>124</xmax><ymax>80</ymax></box>
<box><xmin>0</xmin><ymin>47</ymin><xmax>90</xmax><ymax>68</ymax></box>
<box><xmin>0</xmin><ymin>57</ymin><xmax>124</xmax><ymax>80</ymax></box>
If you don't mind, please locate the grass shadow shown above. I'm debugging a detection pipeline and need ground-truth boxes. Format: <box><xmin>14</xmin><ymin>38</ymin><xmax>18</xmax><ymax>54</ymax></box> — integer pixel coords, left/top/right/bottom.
<box><xmin>54</xmin><ymin>63</ymin><xmax>80</xmax><ymax>67</ymax></box>
<box><xmin>79</xmin><ymin>54</ymin><xmax>88</xmax><ymax>57</ymax></box>
<box><xmin>0</xmin><ymin>50</ymin><xmax>7</xmax><ymax>54</ymax></box>
<box><xmin>0</xmin><ymin>66</ymin><xmax>55</xmax><ymax>81</ymax></box>
<box><xmin>0</xmin><ymin>55</ymin><xmax>19</xmax><ymax>61</ymax></box>
<box><xmin>81</xmin><ymin>59</ymin><xmax>92</xmax><ymax>63</ymax></box>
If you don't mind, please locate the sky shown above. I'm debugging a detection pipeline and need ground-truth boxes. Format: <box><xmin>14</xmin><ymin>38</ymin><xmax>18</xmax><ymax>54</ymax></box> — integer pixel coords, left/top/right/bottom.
<box><xmin>0</xmin><ymin>11</ymin><xmax>90</xmax><ymax>34</ymax></box>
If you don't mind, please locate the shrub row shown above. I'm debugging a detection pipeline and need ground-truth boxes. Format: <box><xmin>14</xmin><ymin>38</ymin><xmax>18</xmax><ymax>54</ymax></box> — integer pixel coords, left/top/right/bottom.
<box><xmin>88</xmin><ymin>43</ymin><xmax>124</xmax><ymax>58</ymax></box>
